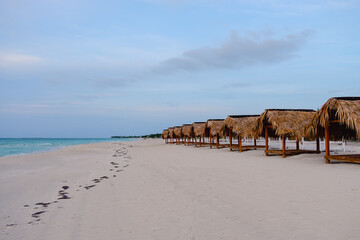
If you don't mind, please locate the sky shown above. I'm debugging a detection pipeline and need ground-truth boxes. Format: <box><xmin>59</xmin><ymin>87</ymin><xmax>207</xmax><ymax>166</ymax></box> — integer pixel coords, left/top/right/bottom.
<box><xmin>0</xmin><ymin>0</ymin><xmax>359</xmax><ymax>137</ymax></box>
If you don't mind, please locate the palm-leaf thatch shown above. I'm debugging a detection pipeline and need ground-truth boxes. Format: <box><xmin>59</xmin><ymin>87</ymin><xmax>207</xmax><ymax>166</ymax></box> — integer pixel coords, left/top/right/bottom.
<box><xmin>173</xmin><ymin>126</ymin><xmax>183</xmax><ymax>137</ymax></box>
<box><xmin>168</xmin><ymin>127</ymin><xmax>175</xmax><ymax>138</ymax></box>
<box><xmin>257</xmin><ymin>109</ymin><xmax>315</xmax><ymax>140</ymax></box>
<box><xmin>308</xmin><ymin>97</ymin><xmax>360</xmax><ymax>140</ymax></box>
<box><xmin>181</xmin><ymin>124</ymin><xmax>194</xmax><ymax>137</ymax></box>
<box><xmin>162</xmin><ymin>129</ymin><xmax>169</xmax><ymax>139</ymax></box>
<box><xmin>206</xmin><ymin>119</ymin><xmax>226</xmax><ymax>137</ymax></box>
<box><xmin>192</xmin><ymin>122</ymin><xmax>209</xmax><ymax>137</ymax></box>
<box><xmin>225</xmin><ymin>115</ymin><xmax>260</xmax><ymax>138</ymax></box>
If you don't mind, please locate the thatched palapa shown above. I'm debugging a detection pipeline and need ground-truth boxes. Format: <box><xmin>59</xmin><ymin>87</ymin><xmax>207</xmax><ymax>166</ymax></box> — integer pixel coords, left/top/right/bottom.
<box><xmin>225</xmin><ymin>115</ymin><xmax>260</xmax><ymax>138</ymax></box>
<box><xmin>206</xmin><ymin>119</ymin><xmax>227</xmax><ymax>149</ymax></box>
<box><xmin>191</xmin><ymin>122</ymin><xmax>209</xmax><ymax>147</ymax></box>
<box><xmin>257</xmin><ymin>109</ymin><xmax>315</xmax><ymax>140</ymax></box>
<box><xmin>206</xmin><ymin>119</ymin><xmax>226</xmax><ymax>137</ymax></box>
<box><xmin>225</xmin><ymin>115</ymin><xmax>264</xmax><ymax>151</ymax></box>
<box><xmin>162</xmin><ymin>129</ymin><xmax>169</xmax><ymax>138</ymax></box>
<box><xmin>162</xmin><ymin>129</ymin><xmax>169</xmax><ymax>143</ymax></box>
<box><xmin>307</xmin><ymin>97</ymin><xmax>360</xmax><ymax>164</ymax></box>
<box><xmin>181</xmin><ymin>124</ymin><xmax>194</xmax><ymax>145</ymax></box>
<box><xmin>168</xmin><ymin>127</ymin><xmax>175</xmax><ymax>144</ymax></box>
<box><xmin>173</xmin><ymin>126</ymin><xmax>183</xmax><ymax>144</ymax></box>
<box><xmin>181</xmin><ymin>124</ymin><xmax>194</xmax><ymax>137</ymax></box>
<box><xmin>256</xmin><ymin>109</ymin><xmax>319</xmax><ymax>158</ymax></box>
<box><xmin>192</xmin><ymin>122</ymin><xmax>208</xmax><ymax>137</ymax></box>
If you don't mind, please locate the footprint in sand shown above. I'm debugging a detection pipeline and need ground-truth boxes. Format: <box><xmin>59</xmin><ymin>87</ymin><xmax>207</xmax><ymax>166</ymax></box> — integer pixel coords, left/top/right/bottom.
<box><xmin>84</xmin><ymin>184</ymin><xmax>96</xmax><ymax>190</ymax></box>
<box><xmin>35</xmin><ymin>202</ymin><xmax>51</xmax><ymax>208</ymax></box>
<box><xmin>58</xmin><ymin>189</ymin><xmax>70</xmax><ymax>199</ymax></box>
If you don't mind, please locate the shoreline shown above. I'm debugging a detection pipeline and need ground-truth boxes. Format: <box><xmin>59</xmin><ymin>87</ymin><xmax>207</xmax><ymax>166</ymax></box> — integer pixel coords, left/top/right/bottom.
<box><xmin>1</xmin><ymin>139</ymin><xmax>360</xmax><ymax>240</ymax></box>
<box><xmin>0</xmin><ymin>138</ymin><xmax>140</xmax><ymax>158</ymax></box>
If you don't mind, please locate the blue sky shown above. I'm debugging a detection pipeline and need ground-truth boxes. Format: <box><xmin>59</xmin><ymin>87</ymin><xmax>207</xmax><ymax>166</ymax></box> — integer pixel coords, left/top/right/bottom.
<box><xmin>1</xmin><ymin>0</ymin><xmax>359</xmax><ymax>137</ymax></box>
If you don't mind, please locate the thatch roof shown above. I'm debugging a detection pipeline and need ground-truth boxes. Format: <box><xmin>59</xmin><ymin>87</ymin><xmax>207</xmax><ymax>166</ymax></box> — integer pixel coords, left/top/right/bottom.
<box><xmin>308</xmin><ymin>97</ymin><xmax>360</xmax><ymax>140</ymax></box>
<box><xmin>206</xmin><ymin>119</ymin><xmax>226</xmax><ymax>137</ymax></box>
<box><xmin>181</xmin><ymin>124</ymin><xmax>194</xmax><ymax>137</ymax></box>
<box><xmin>168</xmin><ymin>127</ymin><xmax>175</xmax><ymax>138</ymax></box>
<box><xmin>192</xmin><ymin>122</ymin><xmax>209</xmax><ymax>137</ymax></box>
<box><xmin>256</xmin><ymin>109</ymin><xmax>315</xmax><ymax>140</ymax></box>
<box><xmin>162</xmin><ymin>129</ymin><xmax>169</xmax><ymax>139</ymax></box>
<box><xmin>173</xmin><ymin>126</ymin><xmax>182</xmax><ymax>137</ymax></box>
<box><xmin>225</xmin><ymin>115</ymin><xmax>260</xmax><ymax>138</ymax></box>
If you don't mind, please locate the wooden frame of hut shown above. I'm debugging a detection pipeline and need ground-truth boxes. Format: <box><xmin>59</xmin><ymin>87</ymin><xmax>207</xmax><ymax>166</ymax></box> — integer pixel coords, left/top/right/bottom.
<box><xmin>225</xmin><ymin>115</ymin><xmax>265</xmax><ymax>152</ymax></box>
<box><xmin>206</xmin><ymin>119</ymin><xmax>228</xmax><ymax>149</ymax></box>
<box><xmin>192</xmin><ymin>122</ymin><xmax>210</xmax><ymax>147</ymax></box>
<box><xmin>308</xmin><ymin>97</ymin><xmax>360</xmax><ymax>164</ymax></box>
<box><xmin>181</xmin><ymin>124</ymin><xmax>194</xmax><ymax>145</ymax></box>
<box><xmin>162</xmin><ymin>129</ymin><xmax>169</xmax><ymax>144</ymax></box>
<box><xmin>173</xmin><ymin>126</ymin><xmax>184</xmax><ymax>144</ymax></box>
<box><xmin>256</xmin><ymin>109</ymin><xmax>320</xmax><ymax>158</ymax></box>
<box><xmin>168</xmin><ymin>127</ymin><xmax>175</xmax><ymax>144</ymax></box>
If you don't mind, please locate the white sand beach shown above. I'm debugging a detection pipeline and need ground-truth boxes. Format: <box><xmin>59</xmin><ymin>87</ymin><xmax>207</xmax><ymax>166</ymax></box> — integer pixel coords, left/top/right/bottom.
<box><xmin>1</xmin><ymin>139</ymin><xmax>360</xmax><ymax>240</ymax></box>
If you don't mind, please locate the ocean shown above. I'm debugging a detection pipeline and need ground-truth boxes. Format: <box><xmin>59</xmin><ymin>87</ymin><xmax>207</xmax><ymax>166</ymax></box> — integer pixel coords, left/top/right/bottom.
<box><xmin>0</xmin><ymin>138</ymin><xmax>136</xmax><ymax>157</ymax></box>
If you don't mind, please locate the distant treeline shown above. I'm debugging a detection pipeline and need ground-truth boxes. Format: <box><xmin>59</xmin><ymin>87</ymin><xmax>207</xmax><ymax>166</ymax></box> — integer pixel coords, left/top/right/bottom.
<box><xmin>111</xmin><ymin>133</ymin><xmax>162</xmax><ymax>139</ymax></box>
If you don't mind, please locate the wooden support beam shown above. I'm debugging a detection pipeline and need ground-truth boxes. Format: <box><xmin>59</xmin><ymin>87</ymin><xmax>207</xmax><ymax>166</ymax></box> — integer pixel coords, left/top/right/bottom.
<box><xmin>194</xmin><ymin>136</ymin><xmax>197</xmax><ymax>147</ymax></box>
<box><xmin>200</xmin><ymin>136</ymin><xmax>202</xmax><ymax>146</ymax></box>
<box><xmin>265</xmin><ymin>127</ymin><xmax>269</xmax><ymax>156</ymax></box>
<box><xmin>282</xmin><ymin>136</ymin><xmax>286</xmax><ymax>158</ymax></box>
<box><xmin>296</xmin><ymin>140</ymin><xmax>299</xmax><ymax>151</ymax></box>
<box><xmin>229</xmin><ymin>129</ymin><xmax>233</xmax><ymax>151</ymax></box>
<box><xmin>316</xmin><ymin>135</ymin><xmax>320</xmax><ymax>152</ymax></box>
<box><xmin>325</xmin><ymin>124</ymin><xmax>330</xmax><ymax>164</ymax></box>
<box><xmin>216</xmin><ymin>135</ymin><xmax>220</xmax><ymax>149</ymax></box>
<box><xmin>239</xmin><ymin>136</ymin><xmax>242</xmax><ymax>152</ymax></box>
<box><xmin>210</xmin><ymin>135</ymin><xmax>212</xmax><ymax>149</ymax></box>
<box><xmin>254</xmin><ymin>138</ymin><xmax>257</xmax><ymax>147</ymax></box>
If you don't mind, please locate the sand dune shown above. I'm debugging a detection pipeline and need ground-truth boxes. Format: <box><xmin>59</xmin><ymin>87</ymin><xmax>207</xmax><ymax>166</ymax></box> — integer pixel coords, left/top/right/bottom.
<box><xmin>1</xmin><ymin>139</ymin><xmax>360</xmax><ymax>240</ymax></box>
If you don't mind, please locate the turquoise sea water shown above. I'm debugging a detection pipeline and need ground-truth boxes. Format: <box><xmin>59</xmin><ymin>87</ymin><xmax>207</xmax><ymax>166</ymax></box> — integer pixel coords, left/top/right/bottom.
<box><xmin>0</xmin><ymin>138</ymin><xmax>136</xmax><ymax>157</ymax></box>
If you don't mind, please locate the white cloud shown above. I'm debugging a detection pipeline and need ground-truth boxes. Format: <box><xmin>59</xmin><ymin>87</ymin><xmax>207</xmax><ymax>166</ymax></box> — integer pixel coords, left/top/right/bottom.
<box><xmin>152</xmin><ymin>30</ymin><xmax>313</xmax><ymax>74</ymax></box>
<box><xmin>0</xmin><ymin>53</ymin><xmax>43</xmax><ymax>67</ymax></box>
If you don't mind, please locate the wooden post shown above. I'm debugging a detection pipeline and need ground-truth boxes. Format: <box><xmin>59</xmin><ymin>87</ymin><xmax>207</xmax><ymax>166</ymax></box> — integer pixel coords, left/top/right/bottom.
<box><xmin>325</xmin><ymin>124</ymin><xmax>330</xmax><ymax>164</ymax></box>
<box><xmin>296</xmin><ymin>140</ymin><xmax>299</xmax><ymax>150</ymax></box>
<box><xmin>282</xmin><ymin>136</ymin><xmax>286</xmax><ymax>158</ymax></box>
<box><xmin>265</xmin><ymin>127</ymin><xmax>269</xmax><ymax>156</ymax></box>
<box><xmin>239</xmin><ymin>136</ymin><xmax>242</xmax><ymax>152</ymax></box>
<box><xmin>216</xmin><ymin>135</ymin><xmax>220</xmax><ymax>149</ymax></box>
<box><xmin>229</xmin><ymin>129</ymin><xmax>233</xmax><ymax>151</ymax></box>
<box><xmin>200</xmin><ymin>136</ymin><xmax>202</xmax><ymax>147</ymax></box>
<box><xmin>316</xmin><ymin>135</ymin><xmax>320</xmax><ymax>152</ymax></box>
<box><xmin>210</xmin><ymin>135</ymin><xmax>212</xmax><ymax>149</ymax></box>
<box><xmin>254</xmin><ymin>138</ymin><xmax>257</xmax><ymax>148</ymax></box>
<box><xmin>195</xmin><ymin>136</ymin><xmax>197</xmax><ymax>147</ymax></box>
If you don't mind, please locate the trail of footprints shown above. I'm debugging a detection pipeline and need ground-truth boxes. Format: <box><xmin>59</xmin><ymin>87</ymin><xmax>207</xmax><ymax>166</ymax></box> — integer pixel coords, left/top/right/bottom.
<box><xmin>5</xmin><ymin>143</ymin><xmax>131</xmax><ymax>228</ymax></box>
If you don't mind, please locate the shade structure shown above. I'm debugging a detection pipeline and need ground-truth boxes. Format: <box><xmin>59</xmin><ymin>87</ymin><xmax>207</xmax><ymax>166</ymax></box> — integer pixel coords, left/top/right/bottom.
<box><xmin>256</xmin><ymin>109</ymin><xmax>320</xmax><ymax>158</ymax></box>
<box><xmin>181</xmin><ymin>124</ymin><xmax>194</xmax><ymax>145</ymax></box>
<box><xmin>168</xmin><ymin>127</ymin><xmax>175</xmax><ymax>144</ymax></box>
<box><xmin>173</xmin><ymin>126</ymin><xmax>183</xmax><ymax>144</ymax></box>
<box><xmin>192</xmin><ymin>122</ymin><xmax>209</xmax><ymax>147</ymax></box>
<box><xmin>206</xmin><ymin>119</ymin><xmax>227</xmax><ymax>149</ymax></box>
<box><xmin>307</xmin><ymin>97</ymin><xmax>360</xmax><ymax>164</ymax></box>
<box><xmin>225</xmin><ymin>115</ymin><xmax>264</xmax><ymax>152</ymax></box>
<box><xmin>162</xmin><ymin>129</ymin><xmax>169</xmax><ymax>144</ymax></box>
